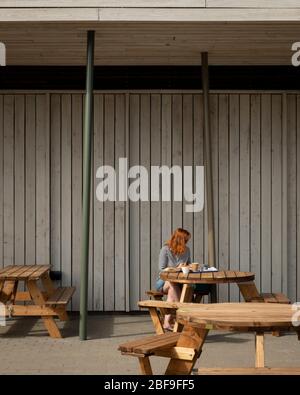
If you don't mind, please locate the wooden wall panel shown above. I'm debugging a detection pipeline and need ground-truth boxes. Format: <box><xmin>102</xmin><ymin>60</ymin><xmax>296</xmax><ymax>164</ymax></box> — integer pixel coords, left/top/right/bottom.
<box><xmin>0</xmin><ymin>91</ymin><xmax>298</xmax><ymax>310</ymax></box>
<box><xmin>0</xmin><ymin>96</ymin><xmax>3</xmax><ymax>269</ymax></box>
<box><xmin>3</xmin><ymin>95</ymin><xmax>14</xmax><ymax>267</ymax></box>
<box><xmin>93</xmin><ymin>94</ymin><xmax>104</xmax><ymax>311</ymax></box>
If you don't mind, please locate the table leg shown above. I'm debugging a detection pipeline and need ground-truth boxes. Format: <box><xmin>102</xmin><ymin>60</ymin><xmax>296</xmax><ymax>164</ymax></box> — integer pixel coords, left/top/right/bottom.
<box><xmin>238</xmin><ymin>281</ymin><xmax>261</xmax><ymax>302</ymax></box>
<box><xmin>41</xmin><ymin>272</ymin><xmax>69</xmax><ymax>321</ymax></box>
<box><xmin>41</xmin><ymin>272</ymin><xmax>55</xmax><ymax>295</ymax></box>
<box><xmin>138</xmin><ymin>357</ymin><xmax>153</xmax><ymax>375</ymax></box>
<box><xmin>149</xmin><ymin>307</ymin><xmax>164</xmax><ymax>334</ymax></box>
<box><xmin>27</xmin><ymin>280</ymin><xmax>62</xmax><ymax>339</ymax></box>
<box><xmin>165</xmin><ymin>326</ymin><xmax>209</xmax><ymax>375</ymax></box>
<box><xmin>179</xmin><ymin>284</ymin><xmax>194</xmax><ymax>303</ymax></box>
<box><xmin>0</xmin><ymin>280</ymin><xmax>18</xmax><ymax>303</ymax></box>
<box><xmin>210</xmin><ymin>284</ymin><xmax>217</xmax><ymax>303</ymax></box>
<box><xmin>173</xmin><ymin>285</ymin><xmax>194</xmax><ymax>332</ymax></box>
<box><xmin>255</xmin><ymin>332</ymin><xmax>265</xmax><ymax>368</ymax></box>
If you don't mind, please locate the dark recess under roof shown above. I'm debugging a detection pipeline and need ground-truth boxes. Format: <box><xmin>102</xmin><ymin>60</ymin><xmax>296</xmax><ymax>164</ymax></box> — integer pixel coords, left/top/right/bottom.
<box><xmin>0</xmin><ymin>66</ymin><xmax>299</xmax><ymax>90</ymax></box>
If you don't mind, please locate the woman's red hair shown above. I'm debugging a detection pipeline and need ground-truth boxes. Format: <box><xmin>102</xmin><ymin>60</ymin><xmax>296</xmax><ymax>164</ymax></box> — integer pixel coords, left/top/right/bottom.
<box><xmin>167</xmin><ymin>228</ymin><xmax>191</xmax><ymax>256</ymax></box>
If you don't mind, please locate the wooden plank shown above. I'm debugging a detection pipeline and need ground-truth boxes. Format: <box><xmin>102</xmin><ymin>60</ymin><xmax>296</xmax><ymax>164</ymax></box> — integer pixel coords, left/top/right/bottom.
<box><xmin>118</xmin><ymin>332</ymin><xmax>180</xmax><ymax>352</ymax></box>
<box><xmin>297</xmin><ymin>96</ymin><xmax>300</xmax><ymax>302</ymax></box>
<box><xmin>0</xmin><ymin>96</ymin><xmax>3</xmax><ymax>269</ymax></box>
<box><xmin>218</xmin><ymin>94</ymin><xmax>229</xmax><ymax>302</ymax></box>
<box><xmin>193</xmin><ymin>95</ymin><xmax>204</xmax><ymax>266</ymax></box>
<box><xmin>4</xmin><ymin>304</ymin><xmax>65</xmax><ymax>317</ymax></box>
<box><xmin>250</xmin><ymin>94</ymin><xmax>261</xmax><ymax>290</ymax></box>
<box><xmin>239</xmin><ymin>95</ymin><xmax>250</xmax><ymax>275</ymax></box>
<box><xmin>45</xmin><ymin>286</ymin><xmax>75</xmax><ymax>305</ymax></box>
<box><xmin>210</xmin><ymin>94</ymin><xmax>219</xmax><ymax>269</ymax></box>
<box><xmin>155</xmin><ymin>347</ymin><xmax>196</xmax><ymax>360</ymax></box>
<box><xmin>2</xmin><ymin>23</ymin><xmax>300</xmax><ymax>66</ymax></box>
<box><xmin>61</xmin><ymin>95</ymin><xmax>72</xmax><ymax>288</ymax></box>
<box><xmin>281</xmin><ymin>94</ymin><xmax>288</xmax><ymax>296</ymax></box>
<box><xmin>0</xmin><ymin>1</ymin><xmax>205</xmax><ymax>7</ymax></box>
<box><xmin>14</xmin><ymin>95</ymin><xmax>25</xmax><ymax>266</ymax></box>
<box><xmin>172</xmin><ymin>94</ymin><xmax>183</xmax><ymax>230</ymax></box>
<box><xmin>161</xmin><ymin>95</ymin><xmax>172</xmax><ymax>245</ymax></box>
<box><xmin>50</xmin><ymin>94</ymin><xmax>61</xmax><ymax>277</ymax></box>
<box><xmin>5</xmin><ymin>265</ymin><xmax>35</xmax><ymax>279</ymax></box>
<box><xmin>94</xmin><ymin>94</ymin><xmax>104</xmax><ymax>311</ymax></box>
<box><xmin>3</xmin><ymin>95</ymin><xmax>14</xmax><ymax>266</ymax></box>
<box><xmin>129</xmin><ymin>94</ymin><xmax>140</xmax><ymax>309</ymax></box>
<box><xmin>36</xmin><ymin>94</ymin><xmax>50</xmax><ymax>266</ymax></box>
<box><xmin>25</xmin><ymin>95</ymin><xmax>36</xmax><ymax>265</ymax></box>
<box><xmin>150</xmin><ymin>94</ymin><xmax>162</xmax><ymax>289</ymax></box>
<box><xmin>261</xmin><ymin>94</ymin><xmax>272</xmax><ymax>294</ymax></box>
<box><xmin>71</xmin><ymin>94</ymin><xmax>82</xmax><ymax>310</ymax></box>
<box><xmin>138</xmin><ymin>357</ymin><xmax>153</xmax><ymax>375</ymax></box>
<box><xmin>99</xmin><ymin>8</ymin><xmax>300</xmax><ymax>22</ymax></box>
<box><xmin>207</xmin><ymin>1</ymin><xmax>300</xmax><ymax>7</ymax></box>
<box><xmin>0</xmin><ymin>265</ymin><xmax>21</xmax><ymax>277</ymax></box>
<box><xmin>148</xmin><ymin>307</ymin><xmax>164</xmax><ymax>335</ymax></box>
<box><xmin>271</xmin><ymin>95</ymin><xmax>282</xmax><ymax>292</ymax></box>
<box><xmin>0</xmin><ymin>8</ymin><xmax>98</xmax><ymax>21</ymax></box>
<box><xmin>238</xmin><ymin>282</ymin><xmax>261</xmax><ymax>302</ymax></box>
<box><xmin>255</xmin><ymin>332</ymin><xmax>265</xmax><ymax>368</ymax></box>
<box><xmin>140</xmin><ymin>94</ymin><xmax>151</xmax><ymax>301</ymax></box>
<box><xmin>41</xmin><ymin>271</ymin><xmax>55</xmax><ymax>296</ymax></box>
<box><xmin>88</xmin><ymin>100</ymin><xmax>94</xmax><ymax>313</ymax></box>
<box><xmin>229</xmin><ymin>94</ymin><xmax>239</xmax><ymax>302</ymax></box>
<box><xmin>114</xmin><ymin>93</ymin><xmax>126</xmax><ymax>311</ymax></box>
<box><xmin>182</xmin><ymin>95</ymin><xmax>194</xmax><ymax>257</ymax></box>
<box><xmin>29</xmin><ymin>265</ymin><xmax>50</xmax><ymax>280</ymax></box>
<box><xmin>104</xmin><ymin>94</ymin><xmax>115</xmax><ymax>311</ymax></box>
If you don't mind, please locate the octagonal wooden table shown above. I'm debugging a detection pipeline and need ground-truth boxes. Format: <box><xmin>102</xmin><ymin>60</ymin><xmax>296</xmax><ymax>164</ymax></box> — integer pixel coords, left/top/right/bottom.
<box><xmin>160</xmin><ymin>269</ymin><xmax>255</xmax><ymax>303</ymax></box>
<box><xmin>163</xmin><ymin>303</ymin><xmax>300</xmax><ymax>375</ymax></box>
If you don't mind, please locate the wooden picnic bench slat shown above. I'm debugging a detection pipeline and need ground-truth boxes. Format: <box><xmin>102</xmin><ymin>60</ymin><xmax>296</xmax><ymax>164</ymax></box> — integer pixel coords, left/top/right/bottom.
<box><xmin>260</xmin><ymin>293</ymin><xmax>290</xmax><ymax>304</ymax></box>
<box><xmin>119</xmin><ymin>332</ymin><xmax>180</xmax><ymax>354</ymax></box>
<box><xmin>27</xmin><ymin>265</ymin><xmax>50</xmax><ymax>280</ymax></box>
<box><xmin>45</xmin><ymin>286</ymin><xmax>75</xmax><ymax>305</ymax></box>
<box><xmin>5</xmin><ymin>265</ymin><xmax>36</xmax><ymax>279</ymax></box>
<box><xmin>0</xmin><ymin>265</ymin><xmax>22</xmax><ymax>278</ymax></box>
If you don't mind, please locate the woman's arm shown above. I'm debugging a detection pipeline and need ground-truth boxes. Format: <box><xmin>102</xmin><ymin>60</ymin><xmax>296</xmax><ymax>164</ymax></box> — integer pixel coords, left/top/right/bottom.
<box><xmin>159</xmin><ymin>246</ymin><xmax>168</xmax><ymax>271</ymax></box>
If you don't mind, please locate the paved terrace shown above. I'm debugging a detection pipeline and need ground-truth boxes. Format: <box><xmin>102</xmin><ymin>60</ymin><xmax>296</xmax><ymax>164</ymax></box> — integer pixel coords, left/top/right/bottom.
<box><xmin>0</xmin><ymin>314</ymin><xmax>299</xmax><ymax>374</ymax></box>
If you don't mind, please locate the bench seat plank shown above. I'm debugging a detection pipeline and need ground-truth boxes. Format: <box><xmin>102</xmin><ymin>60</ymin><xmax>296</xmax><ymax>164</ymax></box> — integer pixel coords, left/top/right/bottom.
<box><xmin>45</xmin><ymin>286</ymin><xmax>75</xmax><ymax>305</ymax></box>
<box><xmin>118</xmin><ymin>333</ymin><xmax>180</xmax><ymax>355</ymax></box>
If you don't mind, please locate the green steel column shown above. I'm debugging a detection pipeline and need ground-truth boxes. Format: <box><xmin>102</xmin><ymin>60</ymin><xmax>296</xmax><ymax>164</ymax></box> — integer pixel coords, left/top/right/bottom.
<box><xmin>80</xmin><ymin>30</ymin><xmax>95</xmax><ymax>340</ymax></box>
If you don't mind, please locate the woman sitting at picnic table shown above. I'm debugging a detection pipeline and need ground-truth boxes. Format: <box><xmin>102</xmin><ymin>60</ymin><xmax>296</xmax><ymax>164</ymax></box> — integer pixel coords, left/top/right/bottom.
<box><xmin>155</xmin><ymin>228</ymin><xmax>191</xmax><ymax>331</ymax></box>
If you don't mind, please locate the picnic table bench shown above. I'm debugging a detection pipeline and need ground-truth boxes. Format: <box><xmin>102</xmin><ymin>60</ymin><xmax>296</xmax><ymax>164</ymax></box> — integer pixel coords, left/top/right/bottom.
<box><xmin>0</xmin><ymin>265</ymin><xmax>75</xmax><ymax>338</ymax></box>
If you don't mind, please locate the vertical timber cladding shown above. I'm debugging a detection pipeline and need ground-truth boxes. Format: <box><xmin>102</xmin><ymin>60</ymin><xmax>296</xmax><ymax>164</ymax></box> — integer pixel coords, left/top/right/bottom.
<box><xmin>0</xmin><ymin>92</ymin><xmax>299</xmax><ymax>310</ymax></box>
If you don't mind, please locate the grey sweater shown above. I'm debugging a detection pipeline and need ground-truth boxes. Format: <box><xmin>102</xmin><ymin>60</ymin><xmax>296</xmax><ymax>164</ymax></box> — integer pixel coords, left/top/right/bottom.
<box><xmin>159</xmin><ymin>245</ymin><xmax>191</xmax><ymax>272</ymax></box>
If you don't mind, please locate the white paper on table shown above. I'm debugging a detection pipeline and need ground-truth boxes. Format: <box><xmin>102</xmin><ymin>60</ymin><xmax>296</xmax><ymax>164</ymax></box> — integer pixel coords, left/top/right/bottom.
<box><xmin>201</xmin><ymin>266</ymin><xmax>218</xmax><ymax>272</ymax></box>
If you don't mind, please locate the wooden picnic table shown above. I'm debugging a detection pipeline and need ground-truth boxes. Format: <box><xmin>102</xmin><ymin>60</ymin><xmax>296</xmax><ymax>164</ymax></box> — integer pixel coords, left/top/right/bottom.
<box><xmin>0</xmin><ymin>265</ymin><xmax>75</xmax><ymax>338</ymax></box>
<box><xmin>164</xmin><ymin>303</ymin><xmax>300</xmax><ymax>375</ymax></box>
<box><xmin>160</xmin><ymin>269</ymin><xmax>255</xmax><ymax>303</ymax></box>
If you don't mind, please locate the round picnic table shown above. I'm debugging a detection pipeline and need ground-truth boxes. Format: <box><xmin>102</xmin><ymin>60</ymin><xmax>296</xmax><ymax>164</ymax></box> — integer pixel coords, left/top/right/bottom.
<box><xmin>159</xmin><ymin>269</ymin><xmax>255</xmax><ymax>303</ymax></box>
<box><xmin>163</xmin><ymin>303</ymin><xmax>300</xmax><ymax>375</ymax></box>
